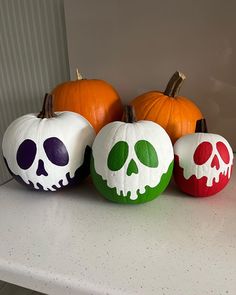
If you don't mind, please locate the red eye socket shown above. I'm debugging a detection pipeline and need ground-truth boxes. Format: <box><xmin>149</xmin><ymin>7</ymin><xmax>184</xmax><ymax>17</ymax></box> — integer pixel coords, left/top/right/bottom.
<box><xmin>216</xmin><ymin>141</ymin><xmax>230</xmax><ymax>164</ymax></box>
<box><xmin>193</xmin><ymin>141</ymin><xmax>213</xmax><ymax>165</ymax></box>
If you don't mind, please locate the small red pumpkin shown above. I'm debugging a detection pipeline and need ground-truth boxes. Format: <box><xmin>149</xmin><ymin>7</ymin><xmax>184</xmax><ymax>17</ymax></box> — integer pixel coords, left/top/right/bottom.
<box><xmin>174</xmin><ymin>119</ymin><xmax>234</xmax><ymax>197</ymax></box>
<box><xmin>52</xmin><ymin>70</ymin><xmax>123</xmax><ymax>133</ymax></box>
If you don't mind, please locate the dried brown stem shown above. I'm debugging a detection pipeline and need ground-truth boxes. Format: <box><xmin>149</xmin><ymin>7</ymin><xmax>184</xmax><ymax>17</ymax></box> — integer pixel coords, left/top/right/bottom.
<box><xmin>123</xmin><ymin>105</ymin><xmax>137</xmax><ymax>123</ymax></box>
<box><xmin>164</xmin><ymin>71</ymin><xmax>186</xmax><ymax>97</ymax></box>
<box><xmin>37</xmin><ymin>94</ymin><xmax>56</xmax><ymax>119</ymax></box>
<box><xmin>195</xmin><ymin>118</ymin><xmax>208</xmax><ymax>133</ymax></box>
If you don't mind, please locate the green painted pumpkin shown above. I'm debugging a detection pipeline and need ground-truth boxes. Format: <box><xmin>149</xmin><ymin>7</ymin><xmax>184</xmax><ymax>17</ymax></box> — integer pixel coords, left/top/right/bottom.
<box><xmin>91</xmin><ymin>106</ymin><xmax>174</xmax><ymax>204</ymax></box>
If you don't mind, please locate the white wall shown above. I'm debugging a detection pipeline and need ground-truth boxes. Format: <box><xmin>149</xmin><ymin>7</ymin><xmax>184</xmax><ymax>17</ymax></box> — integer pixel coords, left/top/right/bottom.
<box><xmin>65</xmin><ymin>0</ymin><xmax>236</xmax><ymax>151</ymax></box>
<box><xmin>0</xmin><ymin>0</ymin><xmax>70</xmax><ymax>184</ymax></box>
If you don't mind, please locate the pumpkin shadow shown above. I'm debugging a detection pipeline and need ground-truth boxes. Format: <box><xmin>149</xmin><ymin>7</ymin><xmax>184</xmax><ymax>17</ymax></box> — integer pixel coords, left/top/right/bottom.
<box><xmin>61</xmin><ymin>176</ymin><xmax>107</xmax><ymax>204</ymax></box>
<box><xmin>165</xmin><ymin>177</ymin><xmax>195</xmax><ymax>199</ymax></box>
<box><xmin>6</xmin><ymin>175</ymin><xmax>106</xmax><ymax>205</ymax></box>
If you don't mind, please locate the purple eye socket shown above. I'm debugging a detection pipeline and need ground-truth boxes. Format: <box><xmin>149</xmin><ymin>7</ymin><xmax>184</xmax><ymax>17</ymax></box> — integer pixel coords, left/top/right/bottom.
<box><xmin>17</xmin><ymin>139</ymin><xmax>37</xmax><ymax>169</ymax></box>
<box><xmin>43</xmin><ymin>137</ymin><xmax>69</xmax><ymax>166</ymax></box>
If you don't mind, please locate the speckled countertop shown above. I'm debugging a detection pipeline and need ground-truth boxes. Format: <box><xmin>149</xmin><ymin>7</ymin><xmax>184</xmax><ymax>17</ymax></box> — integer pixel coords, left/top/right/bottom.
<box><xmin>0</xmin><ymin>172</ymin><xmax>235</xmax><ymax>295</ymax></box>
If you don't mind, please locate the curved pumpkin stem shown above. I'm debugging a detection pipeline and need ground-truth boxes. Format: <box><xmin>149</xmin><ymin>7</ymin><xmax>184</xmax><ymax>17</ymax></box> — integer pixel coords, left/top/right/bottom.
<box><xmin>123</xmin><ymin>105</ymin><xmax>137</xmax><ymax>123</ymax></box>
<box><xmin>195</xmin><ymin>118</ymin><xmax>208</xmax><ymax>133</ymax></box>
<box><xmin>164</xmin><ymin>71</ymin><xmax>186</xmax><ymax>97</ymax></box>
<box><xmin>37</xmin><ymin>93</ymin><xmax>56</xmax><ymax>119</ymax></box>
<box><xmin>76</xmin><ymin>68</ymin><xmax>83</xmax><ymax>80</ymax></box>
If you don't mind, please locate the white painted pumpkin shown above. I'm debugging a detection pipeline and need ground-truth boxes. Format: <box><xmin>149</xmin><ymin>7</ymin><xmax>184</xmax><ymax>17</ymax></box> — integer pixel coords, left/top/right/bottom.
<box><xmin>91</xmin><ymin>106</ymin><xmax>174</xmax><ymax>204</ymax></box>
<box><xmin>2</xmin><ymin>94</ymin><xmax>95</xmax><ymax>191</ymax></box>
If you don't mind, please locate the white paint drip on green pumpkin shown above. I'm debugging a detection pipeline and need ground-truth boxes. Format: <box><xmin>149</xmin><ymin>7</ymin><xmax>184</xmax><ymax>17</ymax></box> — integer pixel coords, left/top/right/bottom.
<box><xmin>92</xmin><ymin>121</ymin><xmax>173</xmax><ymax>200</ymax></box>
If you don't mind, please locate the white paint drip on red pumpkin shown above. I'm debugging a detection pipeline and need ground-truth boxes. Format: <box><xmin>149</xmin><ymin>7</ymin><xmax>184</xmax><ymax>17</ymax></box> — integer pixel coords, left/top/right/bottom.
<box><xmin>174</xmin><ymin>133</ymin><xmax>233</xmax><ymax>187</ymax></box>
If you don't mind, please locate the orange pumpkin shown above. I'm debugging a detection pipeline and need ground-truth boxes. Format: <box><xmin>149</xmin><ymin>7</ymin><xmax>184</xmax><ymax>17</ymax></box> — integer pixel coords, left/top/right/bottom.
<box><xmin>52</xmin><ymin>70</ymin><xmax>123</xmax><ymax>133</ymax></box>
<box><xmin>130</xmin><ymin>71</ymin><xmax>203</xmax><ymax>144</ymax></box>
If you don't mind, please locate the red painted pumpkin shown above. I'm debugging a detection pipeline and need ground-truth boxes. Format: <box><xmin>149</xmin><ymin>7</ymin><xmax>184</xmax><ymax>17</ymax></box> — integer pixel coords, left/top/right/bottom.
<box><xmin>52</xmin><ymin>70</ymin><xmax>123</xmax><ymax>133</ymax></box>
<box><xmin>174</xmin><ymin>119</ymin><xmax>234</xmax><ymax>197</ymax></box>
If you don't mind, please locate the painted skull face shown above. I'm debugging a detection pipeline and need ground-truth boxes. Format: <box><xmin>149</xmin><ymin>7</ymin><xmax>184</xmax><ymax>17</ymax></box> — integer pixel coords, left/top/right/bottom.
<box><xmin>91</xmin><ymin>121</ymin><xmax>174</xmax><ymax>202</ymax></box>
<box><xmin>2</xmin><ymin>112</ymin><xmax>95</xmax><ymax>191</ymax></box>
<box><xmin>107</xmin><ymin>139</ymin><xmax>159</xmax><ymax>177</ymax></box>
<box><xmin>13</xmin><ymin>136</ymin><xmax>73</xmax><ymax>190</ymax></box>
<box><xmin>174</xmin><ymin>133</ymin><xmax>234</xmax><ymax>196</ymax></box>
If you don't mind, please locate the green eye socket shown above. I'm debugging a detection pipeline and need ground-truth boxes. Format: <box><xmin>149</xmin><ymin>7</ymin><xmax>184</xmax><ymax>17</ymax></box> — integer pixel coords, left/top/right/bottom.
<box><xmin>107</xmin><ymin>141</ymin><xmax>129</xmax><ymax>171</ymax></box>
<box><xmin>134</xmin><ymin>140</ymin><xmax>158</xmax><ymax>168</ymax></box>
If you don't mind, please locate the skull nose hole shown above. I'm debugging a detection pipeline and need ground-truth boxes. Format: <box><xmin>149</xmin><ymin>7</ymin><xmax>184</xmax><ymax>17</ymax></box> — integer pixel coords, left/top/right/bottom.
<box><xmin>211</xmin><ymin>155</ymin><xmax>220</xmax><ymax>170</ymax></box>
<box><xmin>36</xmin><ymin>159</ymin><xmax>48</xmax><ymax>176</ymax></box>
<box><xmin>126</xmin><ymin>159</ymin><xmax>138</xmax><ymax>176</ymax></box>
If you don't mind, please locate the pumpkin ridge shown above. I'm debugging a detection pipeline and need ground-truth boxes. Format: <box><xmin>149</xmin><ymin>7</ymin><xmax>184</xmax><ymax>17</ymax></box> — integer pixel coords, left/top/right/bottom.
<box><xmin>13</xmin><ymin>117</ymin><xmax>34</xmax><ymax>184</ymax></box>
<box><xmin>178</xmin><ymin>99</ymin><xmax>184</xmax><ymax>141</ymax></box>
<box><xmin>152</xmin><ymin>97</ymin><xmax>170</xmax><ymax>130</ymax></box>
<box><xmin>163</xmin><ymin>98</ymin><xmax>174</xmax><ymax>136</ymax></box>
<box><xmin>136</xmin><ymin>99</ymin><xmax>155</xmax><ymax>120</ymax></box>
<box><xmin>166</xmin><ymin>98</ymin><xmax>182</xmax><ymax>142</ymax></box>
<box><xmin>105</xmin><ymin>122</ymin><xmax>125</xmax><ymax>189</ymax></box>
<box><xmin>131</xmin><ymin>93</ymin><xmax>160</xmax><ymax>119</ymax></box>
<box><xmin>90</xmin><ymin>84</ymin><xmax>99</xmax><ymax>130</ymax></box>
<box><xmin>123</xmin><ymin>123</ymin><xmax>129</xmax><ymax>194</ymax></box>
<box><xmin>134</xmin><ymin>123</ymin><xmax>140</xmax><ymax>195</ymax></box>
<box><xmin>138</xmin><ymin>123</ymin><xmax>150</xmax><ymax>189</ymax></box>
<box><xmin>178</xmin><ymin>96</ymin><xmax>202</xmax><ymax>117</ymax></box>
<box><xmin>142</xmin><ymin>95</ymin><xmax>167</xmax><ymax>120</ymax></box>
<box><xmin>134</xmin><ymin>91</ymin><xmax>162</xmax><ymax>105</ymax></box>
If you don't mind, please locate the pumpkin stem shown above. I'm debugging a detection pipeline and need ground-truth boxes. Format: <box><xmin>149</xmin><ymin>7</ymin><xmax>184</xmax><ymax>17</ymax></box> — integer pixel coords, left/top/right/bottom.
<box><xmin>164</xmin><ymin>71</ymin><xmax>186</xmax><ymax>97</ymax></box>
<box><xmin>123</xmin><ymin>105</ymin><xmax>137</xmax><ymax>123</ymax></box>
<box><xmin>37</xmin><ymin>93</ymin><xmax>56</xmax><ymax>119</ymax></box>
<box><xmin>76</xmin><ymin>68</ymin><xmax>83</xmax><ymax>80</ymax></box>
<box><xmin>195</xmin><ymin>118</ymin><xmax>208</xmax><ymax>133</ymax></box>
